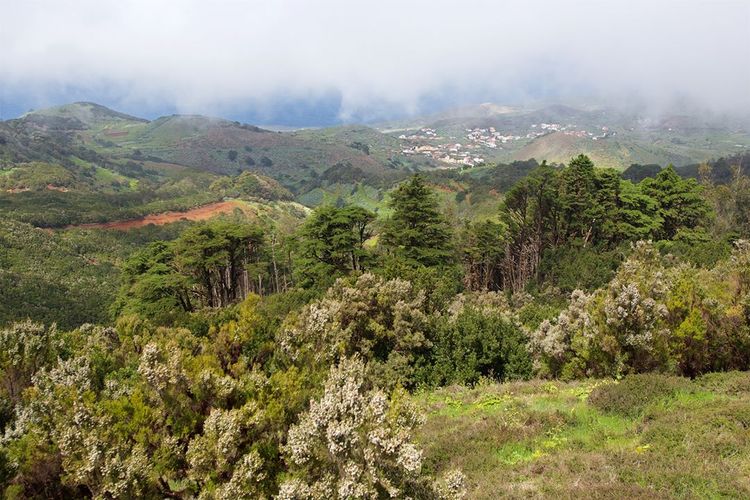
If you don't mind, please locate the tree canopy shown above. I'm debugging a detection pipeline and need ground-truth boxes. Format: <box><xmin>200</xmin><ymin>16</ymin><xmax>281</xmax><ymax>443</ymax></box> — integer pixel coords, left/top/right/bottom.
<box><xmin>381</xmin><ymin>174</ymin><xmax>455</xmax><ymax>268</ymax></box>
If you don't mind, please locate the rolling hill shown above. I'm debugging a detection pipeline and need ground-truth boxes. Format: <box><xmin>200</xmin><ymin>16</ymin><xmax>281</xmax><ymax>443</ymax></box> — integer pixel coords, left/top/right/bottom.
<box><xmin>5</xmin><ymin>102</ymin><xmax>422</xmax><ymax>194</ymax></box>
<box><xmin>378</xmin><ymin>103</ymin><xmax>750</xmax><ymax>169</ymax></box>
<box><xmin>0</xmin><ymin>102</ymin><xmax>423</xmax><ymax>226</ymax></box>
<box><xmin>2</xmin><ymin>101</ymin><xmax>749</xmax><ymax>227</ymax></box>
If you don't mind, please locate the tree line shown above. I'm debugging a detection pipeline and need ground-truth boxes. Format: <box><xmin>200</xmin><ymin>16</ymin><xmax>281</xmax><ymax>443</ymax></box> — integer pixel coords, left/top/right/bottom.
<box><xmin>116</xmin><ymin>154</ymin><xmax>719</xmax><ymax>322</ymax></box>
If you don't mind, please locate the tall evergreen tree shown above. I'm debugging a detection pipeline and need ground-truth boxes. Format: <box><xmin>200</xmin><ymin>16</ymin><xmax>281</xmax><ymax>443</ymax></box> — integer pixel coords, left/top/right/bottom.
<box><xmin>381</xmin><ymin>175</ymin><xmax>455</xmax><ymax>267</ymax></box>
<box><xmin>617</xmin><ymin>179</ymin><xmax>663</xmax><ymax>240</ymax></box>
<box><xmin>499</xmin><ymin>162</ymin><xmax>562</xmax><ymax>291</ymax></box>
<box><xmin>641</xmin><ymin>165</ymin><xmax>711</xmax><ymax>239</ymax></box>
<box><xmin>295</xmin><ymin>204</ymin><xmax>375</xmax><ymax>288</ymax></box>
<box><xmin>559</xmin><ymin>154</ymin><xmax>597</xmax><ymax>240</ymax></box>
<box><xmin>114</xmin><ymin>240</ymin><xmax>193</xmax><ymax>318</ymax></box>
<box><xmin>174</xmin><ymin>221</ymin><xmax>266</xmax><ymax>307</ymax></box>
<box><xmin>461</xmin><ymin>220</ymin><xmax>507</xmax><ymax>291</ymax></box>
<box><xmin>590</xmin><ymin>167</ymin><xmax>623</xmax><ymax>243</ymax></box>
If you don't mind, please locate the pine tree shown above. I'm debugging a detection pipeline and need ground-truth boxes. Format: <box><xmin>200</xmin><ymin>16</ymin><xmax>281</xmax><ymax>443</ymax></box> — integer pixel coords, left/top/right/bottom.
<box><xmin>295</xmin><ymin>204</ymin><xmax>374</xmax><ymax>288</ymax></box>
<box><xmin>559</xmin><ymin>154</ymin><xmax>597</xmax><ymax>240</ymax></box>
<box><xmin>381</xmin><ymin>175</ymin><xmax>454</xmax><ymax>267</ymax></box>
<box><xmin>641</xmin><ymin>165</ymin><xmax>711</xmax><ymax>239</ymax></box>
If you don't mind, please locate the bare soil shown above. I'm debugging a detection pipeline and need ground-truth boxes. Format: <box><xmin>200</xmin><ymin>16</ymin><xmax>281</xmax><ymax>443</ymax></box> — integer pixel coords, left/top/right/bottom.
<box><xmin>66</xmin><ymin>200</ymin><xmax>247</xmax><ymax>230</ymax></box>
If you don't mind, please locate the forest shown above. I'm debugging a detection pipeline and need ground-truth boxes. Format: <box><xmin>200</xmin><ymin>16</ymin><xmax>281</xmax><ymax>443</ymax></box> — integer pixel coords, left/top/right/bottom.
<box><xmin>2</xmin><ymin>154</ymin><xmax>750</xmax><ymax>498</ymax></box>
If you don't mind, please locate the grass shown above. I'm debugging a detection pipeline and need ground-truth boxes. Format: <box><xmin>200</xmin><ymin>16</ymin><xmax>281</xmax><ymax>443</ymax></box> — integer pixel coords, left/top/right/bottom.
<box><xmin>414</xmin><ymin>372</ymin><xmax>750</xmax><ymax>498</ymax></box>
<box><xmin>93</xmin><ymin>165</ymin><xmax>131</xmax><ymax>186</ymax></box>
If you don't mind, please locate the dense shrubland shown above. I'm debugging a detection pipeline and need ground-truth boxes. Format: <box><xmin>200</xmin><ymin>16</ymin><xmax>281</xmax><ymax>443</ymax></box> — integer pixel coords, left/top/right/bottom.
<box><xmin>3</xmin><ymin>154</ymin><xmax>750</xmax><ymax>497</ymax></box>
<box><xmin>530</xmin><ymin>240</ymin><xmax>750</xmax><ymax>378</ymax></box>
<box><xmin>208</xmin><ymin>171</ymin><xmax>294</xmax><ymax>202</ymax></box>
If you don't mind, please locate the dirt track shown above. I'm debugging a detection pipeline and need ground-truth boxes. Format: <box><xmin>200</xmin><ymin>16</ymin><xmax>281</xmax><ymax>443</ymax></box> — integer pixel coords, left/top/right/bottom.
<box><xmin>66</xmin><ymin>200</ymin><xmax>247</xmax><ymax>230</ymax></box>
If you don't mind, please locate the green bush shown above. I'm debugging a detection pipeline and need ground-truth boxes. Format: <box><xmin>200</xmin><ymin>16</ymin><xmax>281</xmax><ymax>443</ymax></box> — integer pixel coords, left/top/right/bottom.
<box><xmin>589</xmin><ymin>373</ymin><xmax>691</xmax><ymax>417</ymax></box>
<box><xmin>536</xmin><ymin>243</ymin><xmax>625</xmax><ymax>292</ymax></box>
<box><xmin>516</xmin><ymin>295</ymin><xmax>566</xmax><ymax>330</ymax></box>
<box><xmin>656</xmin><ymin>230</ymin><xmax>731</xmax><ymax>267</ymax></box>
<box><xmin>425</xmin><ymin>307</ymin><xmax>532</xmax><ymax>387</ymax></box>
<box><xmin>695</xmin><ymin>371</ymin><xmax>750</xmax><ymax>396</ymax></box>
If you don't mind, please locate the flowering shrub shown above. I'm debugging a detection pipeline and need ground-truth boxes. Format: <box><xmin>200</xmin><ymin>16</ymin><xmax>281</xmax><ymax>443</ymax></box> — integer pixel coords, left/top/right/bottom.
<box><xmin>531</xmin><ymin>241</ymin><xmax>750</xmax><ymax>377</ymax></box>
<box><xmin>531</xmin><ymin>242</ymin><xmax>673</xmax><ymax>377</ymax></box>
<box><xmin>280</xmin><ymin>356</ymin><xmax>464</xmax><ymax>499</ymax></box>
<box><xmin>186</xmin><ymin>403</ymin><xmax>266</xmax><ymax>498</ymax></box>
<box><xmin>446</xmin><ymin>291</ymin><xmax>510</xmax><ymax>320</ymax></box>
<box><xmin>0</xmin><ymin>321</ymin><xmax>62</xmax><ymax>403</ymax></box>
<box><xmin>530</xmin><ymin>241</ymin><xmax>671</xmax><ymax>378</ymax></box>
<box><xmin>278</xmin><ymin>273</ymin><xmax>430</xmax><ymax>388</ymax></box>
<box><xmin>3</xmin><ymin>325</ymin><xmax>157</xmax><ymax>498</ymax></box>
<box><xmin>529</xmin><ymin>289</ymin><xmax>593</xmax><ymax>378</ymax></box>
<box><xmin>598</xmin><ymin>241</ymin><xmax>672</xmax><ymax>373</ymax></box>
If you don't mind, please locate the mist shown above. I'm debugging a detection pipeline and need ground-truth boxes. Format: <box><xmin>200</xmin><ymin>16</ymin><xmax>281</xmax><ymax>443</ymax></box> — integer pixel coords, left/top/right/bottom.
<box><xmin>1</xmin><ymin>0</ymin><xmax>748</xmax><ymax>124</ymax></box>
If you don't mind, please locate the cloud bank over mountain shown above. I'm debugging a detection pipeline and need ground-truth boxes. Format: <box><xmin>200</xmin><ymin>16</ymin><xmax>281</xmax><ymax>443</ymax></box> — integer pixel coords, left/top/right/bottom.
<box><xmin>1</xmin><ymin>0</ymin><xmax>749</xmax><ymax>123</ymax></box>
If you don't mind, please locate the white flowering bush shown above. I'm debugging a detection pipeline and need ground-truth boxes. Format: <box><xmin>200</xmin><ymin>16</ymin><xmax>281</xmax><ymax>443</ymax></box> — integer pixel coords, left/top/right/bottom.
<box><xmin>446</xmin><ymin>291</ymin><xmax>510</xmax><ymax>321</ymax></box>
<box><xmin>435</xmin><ymin>469</ymin><xmax>468</xmax><ymax>500</ymax></box>
<box><xmin>596</xmin><ymin>241</ymin><xmax>672</xmax><ymax>374</ymax></box>
<box><xmin>529</xmin><ymin>289</ymin><xmax>593</xmax><ymax>377</ymax></box>
<box><xmin>1</xmin><ymin>323</ymin><xmax>272</xmax><ymax>498</ymax></box>
<box><xmin>280</xmin><ymin>356</ymin><xmax>464</xmax><ymax>499</ymax></box>
<box><xmin>187</xmin><ymin>403</ymin><xmax>266</xmax><ymax>499</ymax></box>
<box><xmin>530</xmin><ymin>242</ymin><xmax>678</xmax><ymax>377</ymax></box>
<box><xmin>278</xmin><ymin>273</ymin><xmax>430</xmax><ymax>387</ymax></box>
<box><xmin>55</xmin><ymin>411</ymin><xmax>153</xmax><ymax>499</ymax></box>
<box><xmin>3</xmin><ymin>336</ymin><xmax>156</xmax><ymax>499</ymax></box>
<box><xmin>0</xmin><ymin>321</ymin><xmax>62</xmax><ymax>403</ymax></box>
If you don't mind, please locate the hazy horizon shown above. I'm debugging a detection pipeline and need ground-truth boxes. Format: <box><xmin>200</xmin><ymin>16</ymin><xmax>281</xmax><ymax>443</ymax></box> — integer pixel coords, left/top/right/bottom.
<box><xmin>1</xmin><ymin>0</ymin><xmax>749</xmax><ymax>126</ymax></box>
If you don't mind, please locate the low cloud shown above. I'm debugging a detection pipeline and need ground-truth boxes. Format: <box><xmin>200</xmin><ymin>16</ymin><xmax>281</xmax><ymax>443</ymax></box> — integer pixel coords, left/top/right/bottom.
<box><xmin>1</xmin><ymin>0</ymin><xmax>749</xmax><ymax>121</ymax></box>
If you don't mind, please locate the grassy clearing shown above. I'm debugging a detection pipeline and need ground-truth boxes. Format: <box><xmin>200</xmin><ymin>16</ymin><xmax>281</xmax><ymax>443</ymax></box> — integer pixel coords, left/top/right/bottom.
<box><xmin>414</xmin><ymin>372</ymin><xmax>750</xmax><ymax>498</ymax></box>
<box><xmin>93</xmin><ymin>165</ymin><xmax>132</xmax><ymax>186</ymax></box>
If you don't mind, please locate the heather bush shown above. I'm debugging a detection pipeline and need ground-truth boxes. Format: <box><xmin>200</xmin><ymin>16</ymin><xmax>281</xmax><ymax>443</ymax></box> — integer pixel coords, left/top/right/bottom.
<box><xmin>529</xmin><ymin>289</ymin><xmax>593</xmax><ymax>378</ymax></box>
<box><xmin>0</xmin><ymin>321</ymin><xmax>62</xmax><ymax>403</ymax></box>
<box><xmin>0</xmin><ymin>323</ymin><xmax>280</xmax><ymax>498</ymax></box>
<box><xmin>532</xmin><ymin>241</ymin><xmax>677</xmax><ymax>377</ymax></box>
<box><xmin>588</xmin><ymin>373</ymin><xmax>691</xmax><ymax>417</ymax></box>
<box><xmin>277</xmin><ymin>273</ymin><xmax>432</xmax><ymax>388</ymax></box>
<box><xmin>658</xmin><ymin>241</ymin><xmax>750</xmax><ymax>376</ymax></box>
<box><xmin>445</xmin><ymin>291</ymin><xmax>511</xmax><ymax>320</ymax></box>
<box><xmin>595</xmin><ymin>240</ymin><xmax>673</xmax><ymax>374</ymax></box>
<box><xmin>280</xmin><ymin>356</ymin><xmax>465</xmax><ymax>499</ymax></box>
<box><xmin>427</xmin><ymin>292</ymin><xmax>532</xmax><ymax>386</ymax></box>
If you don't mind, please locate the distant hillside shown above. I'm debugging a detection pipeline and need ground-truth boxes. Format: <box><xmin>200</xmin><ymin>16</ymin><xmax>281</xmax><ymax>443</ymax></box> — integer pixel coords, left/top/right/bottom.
<box><xmin>2</xmin><ymin>102</ymin><xmax>427</xmax><ymax>196</ymax></box>
<box><xmin>22</xmin><ymin>101</ymin><xmax>148</xmax><ymax>126</ymax></box>
<box><xmin>509</xmin><ymin>131</ymin><xmax>696</xmax><ymax>169</ymax></box>
<box><xmin>379</xmin><ymin>103</ymin><xmax>750</xmax><ymax>170</ymax></box>
<box><xmin>3</xmin><ymin>101</ymin><xmax>749</xmax><ymax>227</ymax></box>
<box><xmin>620</xmin><ymin>152</ymin><xmax>750</xmax><ymax>184</ymax></box>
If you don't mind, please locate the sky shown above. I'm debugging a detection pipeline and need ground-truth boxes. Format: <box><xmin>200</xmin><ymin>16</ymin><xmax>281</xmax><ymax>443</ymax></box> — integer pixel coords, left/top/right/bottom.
<box><xmin>1</xmin><ymin>0</ymin><xmax>749</xmax><ymax>125</ymax></box>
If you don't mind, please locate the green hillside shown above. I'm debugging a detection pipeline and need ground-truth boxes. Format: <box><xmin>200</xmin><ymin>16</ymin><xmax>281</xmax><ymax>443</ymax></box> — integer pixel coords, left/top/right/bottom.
<box><xmin>10</xmin><ymin>103</ymin><xmax>420</xmax><ymax>195</ymax></box>
<box><xmin>379</xmin><ymin>104</ymin><xmax>750</xmax><ymax>170</ymax></box>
